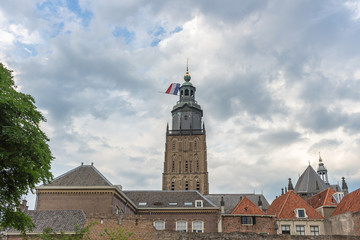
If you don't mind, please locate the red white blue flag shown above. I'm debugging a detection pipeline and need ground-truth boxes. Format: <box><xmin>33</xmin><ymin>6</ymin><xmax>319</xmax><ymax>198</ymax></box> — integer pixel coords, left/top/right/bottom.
<box><xmin>165</xmin><ymin>83</ymin><xmax>180</xmax><ymax>95</ymax></box>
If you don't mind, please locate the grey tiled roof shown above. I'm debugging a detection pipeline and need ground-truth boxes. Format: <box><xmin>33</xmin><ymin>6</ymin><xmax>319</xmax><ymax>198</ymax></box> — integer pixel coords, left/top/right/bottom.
<box><xmin>46</xmin><ymin>164</ymin><xmax>112</xmax><ymax>186</ymax></box>
<box><xmin>123</xmin><ymin>190</ymin><xmax>217</xmax><ymax>208</ymax></box>
<box><xmin>294</xmin><ymin>165</ymin><xmax>327</xmax><ymax>194</ymax></box>
<box><xmin>9</xmin><ymin>210</ymin><xmax>86</xmax><ymax>233</ymax></box>
<box><xmin>205</xmin><ymin>194</ymin><xmax>270</xmax><ymax>214</ymax></box>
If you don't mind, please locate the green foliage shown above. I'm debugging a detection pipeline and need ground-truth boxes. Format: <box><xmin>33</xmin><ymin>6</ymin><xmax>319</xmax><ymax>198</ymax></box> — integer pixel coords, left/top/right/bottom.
<box><xmin>99</xmin><ymin>227</ymin><xmax>134</xmax><ymax>240</ymax></box>
<box><xmin>0</xmin><ymin>63</ymin><xmax>53</xmax><ymax>232</ymax></box>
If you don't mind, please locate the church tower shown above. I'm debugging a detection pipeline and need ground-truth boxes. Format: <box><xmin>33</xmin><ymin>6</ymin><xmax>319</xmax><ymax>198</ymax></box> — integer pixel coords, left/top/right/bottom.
<box><xmin>162</xmin><ymin>65</ymin><xmax>209</xmax><ymax>195</ymax></box>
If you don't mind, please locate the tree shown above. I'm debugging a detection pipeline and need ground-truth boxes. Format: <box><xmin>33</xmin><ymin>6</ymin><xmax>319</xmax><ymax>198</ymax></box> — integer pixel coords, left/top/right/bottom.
<box><xmin>99</xmin><ymin>227</ymin><xmax>134</xmax><ymax>240</ymax></box>
<box><xmin>0</xmin><ymin>63</ymin><xmax>53</xmax><ymax>232</ymax></box>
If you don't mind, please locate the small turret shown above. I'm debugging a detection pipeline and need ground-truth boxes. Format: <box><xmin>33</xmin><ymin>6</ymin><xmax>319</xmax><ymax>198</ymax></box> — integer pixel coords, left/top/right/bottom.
<box><xmin>288</xmin><ymin>178</ymin><xmax>294</xmax><ymax>190</ymax></box>
<box><xmin>342</xmin><ymin>177</ymin><xmax>349</xmax><ymax>195</ymax></box>
<box><xmin>317</xmin><ymin>152</ymin><xmax>329</xmax><ymax>184</ymax></box>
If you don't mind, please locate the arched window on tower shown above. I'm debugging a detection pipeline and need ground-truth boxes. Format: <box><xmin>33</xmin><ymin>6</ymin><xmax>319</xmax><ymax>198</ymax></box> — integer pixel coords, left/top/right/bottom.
<box><xmin>172</xmin><ymin>140</ymin><xmax>176</xmax><ymax>151</ymax></box>
<box><xmin>171</xmin><ymin>180</ymin><xmax>175</xmax><ymax>191</ymax></box>
<box><xmin>190</xmin><ymin>160</ymin><xmax>192</xmax><ymax>173</ymax></box>
<box><xmin>194</xmin><ymin>140</ymin><xmax>198</xmax><ymax>150</ymax></box>
<box><xmin>196</xmin><ymin>181</ymin><xmax>200</xmax><ymax>191</ymax></box>
<box><xmin>190</xmin><ymin>90</ymin><xmax>194</xmax><ymax>97</ymax></box>
<box><xmin>179</xmin><ymin>161</ymin><xmax>181</xmax><ymax>173</ymax></box>
<box><xmin>185</xmin><ymin>161</ymin><xmax>188</xmax><ymax>172</ymax></box>
<box><xmin>185</xmin><ymin>180</ymin><xmax>189</xmax><ymax>190</ymax></box>
<box><xmin>172</xmin><ymin>161</ymin><xmax>175</xmax><ymax>172</ymax></box>
<box><xmin>185</xmin><ymin>89</ymin><xmax>189</xmax><ymax>96</ymax></box>
<box><xmin>180</xmin><ymin>90</ymin><xmax>183</xmax><ymax>96</ymax></box>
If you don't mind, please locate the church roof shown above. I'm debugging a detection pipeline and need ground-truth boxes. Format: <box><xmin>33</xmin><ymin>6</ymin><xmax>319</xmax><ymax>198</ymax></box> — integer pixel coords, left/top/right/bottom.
<box><xmin>45</xmin><ymin>164</ymin><xmax>112</xmax><ymax>186</ymax></box>
<box><xmin>307</xmin><ymin>188</ymin><xmax>337</xmax><ymax>209</ymax></box>
<box><xmin>8</xmin><ymin>210</ymin><xmax>86</xmax><ymax>234</ymax></box>
<box><xmin>294</xmin><ymin>165</ymin><xmax>327</xmax><ymax>195</ymax></box>
<box><xmin>331</xmin><ymin>188</ymin><xmax>360</xmax><ymax>216</ymax></box>
<box><xmin>123</xmin><ymin>190</ymin><xmax>217</xmax><ymax>208</ymax></box>
<box><xmin>267</xmin><ymin>190</ymin><xmax>323</xmax><ymax>219</ymax></box>
<box><xmin>205</xmin><ymin>194</ymin><xmax>269</xmax><ymax>213</ymax></box>
<box><xmin>230</xmin><ymin>196</ymin><xmax>265</xmax><ymax>215</ymax></box>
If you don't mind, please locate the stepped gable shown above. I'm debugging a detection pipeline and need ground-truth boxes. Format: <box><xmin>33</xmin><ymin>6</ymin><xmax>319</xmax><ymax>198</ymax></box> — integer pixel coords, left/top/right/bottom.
<box><xmin>206</xmin><ymin>194</ymin><xmax>269</xmax><ymax>213</ymax></box>
<box><xmin>267</xmin><ymin>190</ymin><xmax>323</xmax><ymax>219</ymax></box>
<box><xmin>230</xmin><ymin>196</ymin><xmax>265</xmax><ymax>215</ymax></box>
<box><xmin>307</xmin><ymin>188</ymin><xmax>337</xmax><ymax>209</ymax></box>
<box><xmin>331</xmin><ymin>188</ymin><xmax>360</xmax><ymax>216</ymax></box>
<box><xmin>123</xmin><ymin>190</ymin><xmax>216</xmax><ymax>208</ymax></box>
<box><xmin>9</xmin><ymin>210</ymin><xmax>86</xmax><ymax>233</ymax></box>
<box><xmin>295</xmin><ymin>165</ymin><xmax>327</xmax><ymax>195</ymax></box>
<box><xmin>46</xmin><ymin>163</ymin><xmax>112</xmax><ymax>186</ymax></box>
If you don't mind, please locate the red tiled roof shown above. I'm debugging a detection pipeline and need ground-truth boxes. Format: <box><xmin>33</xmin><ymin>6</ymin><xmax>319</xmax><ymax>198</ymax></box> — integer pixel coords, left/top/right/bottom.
<box><xmin>267</xmin><ymin>190</ymin><xmax>323</xmax><ymax>219</ymax></box>
<box><xmin>230</xmin><ymin>196</ymin><xmax>265</xmax><ymax>215</ymax></box>
<box><xmin>331</xmin><ymin>188</ymin><xmax>360</xmax><ymax>216</ymax></box>
<box><xmin>307</xmin><ymin>188</ymin><xmax>337</xmax><ymax>209</ymax></box>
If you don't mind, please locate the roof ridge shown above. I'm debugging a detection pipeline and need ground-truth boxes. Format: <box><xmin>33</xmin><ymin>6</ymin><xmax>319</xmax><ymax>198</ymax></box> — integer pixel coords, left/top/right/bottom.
<box><xmin>323</xmin><ymin>188</ymin><xmax>331</xmax><ymax>206</ymax></box>
<box><xmin>90</xmin><ymin>165</ymin><xmax>113</xmax><ymax>186</ymax></box>
<box><xmin>278</xmin><ymin>191</ymin><xmax>292</xmax><ymax>217</ymax></box>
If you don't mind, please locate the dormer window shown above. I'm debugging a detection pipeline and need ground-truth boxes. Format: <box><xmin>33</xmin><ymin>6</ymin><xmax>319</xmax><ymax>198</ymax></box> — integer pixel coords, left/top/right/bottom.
<box><xmin>139</xmin><ymin>202</ymin><xmax>147</xmax><ymax>206</ymax></box>
<box><xmin>195</xmin><ymin>200</ymin><xmax>203</xmax><ymax>208</ymax></box>
<box><xmin>294</xmin><ymin>208</ymin><xmax>307</xmax><ymax>218</ymax></box>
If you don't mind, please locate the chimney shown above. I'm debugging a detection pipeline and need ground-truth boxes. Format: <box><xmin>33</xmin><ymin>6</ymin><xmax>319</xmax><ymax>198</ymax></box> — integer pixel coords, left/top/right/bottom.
<box><xmin>281</xmin><ymin>188</ymin><xmax>284</xmax><ymax>195</ymax></box>
<box><xmin>220</xmin><ymin>197</ymin><xmax>225</xmax><ymax>214</ymax></box>
<box><xmin>258</xmin><ymin>196</ymin><xmax>263</xmax><ymax>210</ymax></box>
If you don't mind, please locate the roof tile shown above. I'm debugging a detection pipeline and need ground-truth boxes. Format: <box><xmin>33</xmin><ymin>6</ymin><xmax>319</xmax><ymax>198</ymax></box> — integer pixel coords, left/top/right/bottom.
<box><xmin>231</xmin><ymin>196</ymin><xmax>265</xmax><ymax>215</ymax></box>
<box><xmin>331</xmin><ymin>188</ymin><xmax>360</xmax><ymax>216</ymax></box>
<box><xmin>267</xmin><ymin>190</ymin><xmax>323</xmax><ymax>219</ymax></box>
<box><xmin>307</xmin><ymin>188</ymin><xmax>337</xmax><ymax>209</ymax></box>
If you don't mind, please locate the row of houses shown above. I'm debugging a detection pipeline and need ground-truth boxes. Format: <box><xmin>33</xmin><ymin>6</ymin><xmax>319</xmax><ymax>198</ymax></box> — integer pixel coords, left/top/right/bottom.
<box><xmin>3</xmin><ymin>163</ymin><xmax>359</xmax><ymax>239</ymax></box>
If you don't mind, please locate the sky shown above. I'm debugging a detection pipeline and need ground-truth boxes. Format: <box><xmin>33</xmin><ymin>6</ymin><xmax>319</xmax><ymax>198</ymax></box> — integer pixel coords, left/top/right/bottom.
<box><xmin>1</xmin><ymin>0</ymin><xmax>360</xmax><ymax>209</ymax></box>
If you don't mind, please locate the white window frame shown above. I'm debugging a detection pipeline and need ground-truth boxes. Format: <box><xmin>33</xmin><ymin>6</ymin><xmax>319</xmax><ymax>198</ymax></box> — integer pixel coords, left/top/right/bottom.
<box><xmin>294</xmin><ymin>208</ymin><xmax>307</xmax><ymax>218</ymax></box>
<box><xmin>192</xmin><ymin>220</ymin><xmax>204</xmax><ymax>233</ymax></box>
<box><xmin>310</xmin><ymin>225</ymin><xmax>319</xmax><ymax>236</ymax></box>
<box><xmin>296</xmin><ymin>225</ymin><xmax>305</xmax><ymax>235</ymax></box>
<box><xmin>195</xmin><ymin>200</ymin><xmax>203</xmax><ymax>208</ymax></box>
<box><xmin>138</xmin><ymin>202</ymin><xmax>147</xmax><ymax>206</ymax></box>
<box><xmin>281</xmin><ymin>225</ymin><xmax>290</xmax><ymax>234</ymax></box>
<box><xmin>176</xmin><ymin>220</ymin><xmax>187</xmax><ymax>232</ymax></box>
<box><xmin>153</xmin><ymin>220</ymin><xmax>165</xmax><ymax>230</ymax></box>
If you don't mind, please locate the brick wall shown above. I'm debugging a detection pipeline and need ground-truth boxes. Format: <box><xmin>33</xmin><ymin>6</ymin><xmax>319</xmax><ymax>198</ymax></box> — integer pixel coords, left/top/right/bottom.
<box><xmin>136</xmin><ymin>211</ymin><xmax>218</xmax><ymax>233</ymax></box>
<box><xmin>222</xmin><ymin>215</ymin><xmax>276</xmax><ymax>234</ymax></box>
<box><xmin>325</xmin><ymin>212</ymin><xmax>355</xmax><ymax>235</ymax></box>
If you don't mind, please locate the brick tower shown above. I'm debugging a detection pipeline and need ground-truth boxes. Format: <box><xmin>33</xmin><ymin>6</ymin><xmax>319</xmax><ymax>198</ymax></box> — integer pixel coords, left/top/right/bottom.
<box><xmin>162</xmin><ymin>65</ymin><xmax>209</xmax><ymax>195</ymax></box>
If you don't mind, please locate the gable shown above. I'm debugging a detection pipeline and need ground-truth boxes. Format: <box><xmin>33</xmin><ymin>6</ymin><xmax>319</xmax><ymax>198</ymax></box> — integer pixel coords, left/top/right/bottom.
<box><xmin>46</xmin><ymin>164</ymin><xmax>112</xmax><ymax>186</ymax></box>
<box><xmin>231</xmin><ymin>196</ymin><xmax>265</xmax><ymax>215</ymax></box>
<box><xmin>331</xmin><ymin>188</ymin><xmax>360</xmax><ymax>216</ymax></box>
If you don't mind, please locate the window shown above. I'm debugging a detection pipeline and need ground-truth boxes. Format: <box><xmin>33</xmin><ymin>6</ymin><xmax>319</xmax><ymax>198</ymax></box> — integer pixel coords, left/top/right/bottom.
<box><xmin>310</xmin><ymin>226</ymin><xmax>319</xmax><ymax>236</ymax></box>
<box><xmin>153</xmin><ymin>220</ymin><xmax>165</xmax><ymax>230</ymax></box>
<box><xmin>172</xmin><ymin>141</ymin><xmax>176</xmax><ymax>151</ymax></box>
<box><xmin>295</xmin><ymin>208</ymin><xmax>307</xmax><ymax>218</ymax></box>
<box><xmin>185</xmin><ymin>89</ymin><xmax>189</xmax><ymax>96</ymax></box>
<box><xmin>172</xmin><ymin>161</ymin><xmax>175</xmax><ymax>172</ymax></box>
<box><xmin>184</xmin><ymin>202</ymin><xmax>192</xmax><ymax>206</ymax></box>
<box><xmin>115</xmin><ymin>206</ymin><xmax>119</xmax><ymax>215</ymax></box>
<box><xmin>196</xmin><ymin>181</ymin><xmax>200</xmax><ymax>191</ymax></box>
<box><xmin>241</xmin><ymin>216</ymin><xmax>253</xmax><ymax>225</ymax></box>
<box><xmin>194</xmin><ymin>141</ymin><xmax>198</xmax><ymax>150</ymax></box>
<box><xmin>296</xmin><ymin>225</ymin><xmax>305</xmax><ymax>235</ymax></box>
<box><xmin>190</xmin><ymin>160</ymin><xmax>192</xmax><ymax>172</ymax></box>
<box><xmin>176</xmin><ymin>220</ymin><xmax>187</xmax><ymax>232</ymax></box>
<box><xmin>332</xmin><ymin>192</ymin><xmax>344</xmax><ymax>203</ymax></box>
<box><xmin>169</xmin><ymin>202</ymin><xmax>178</xmax><ymax>206</ymax></box>
<box><xmin>281</xmin><ymin>225</ymin><xmax>290</xmax><ymax>234</ymax></box>
<box><xmin>171</xmin><ymin>181</ymin><xmax>175</xmax><ymax>191</ymax></box>
<box><xmin>185</xmin><ymin>181</ymin><xmax>189</xmax><ymax>190</ymax></box>
<box><xmin>185</xmin><ymin>161</ymin><xmax>188</xmax><ymax>172</ymax></box>
<box><xmin>192</xmin><ymin>221</ymin><xmax>203</xmax><ymax>233</ymax></box>
<box><xmin>190</xmin><ymin>90</ymin><xmax>194</xmax><ymax>97</ymax></box>
<box><xmin>138</xmin><ymin>202</ymin><xmax>147</xmax><ymax>206</ymax></box>
<box><xmin>195</xmin><ymin>200</ymin><xmax>203</xmax><ymax>208</ymax></box>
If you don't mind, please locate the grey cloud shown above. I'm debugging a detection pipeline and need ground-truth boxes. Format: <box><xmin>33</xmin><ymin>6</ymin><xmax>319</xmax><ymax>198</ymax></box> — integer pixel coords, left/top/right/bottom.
<box><xmin>308</xmin><ymin>139</ymin><xmax>342</xmax><ymax>153</ymax></box>
<box><xmin>261</xmin><ymin>130</ymin><xmax>302</xmax><ymax>146</ymax></box>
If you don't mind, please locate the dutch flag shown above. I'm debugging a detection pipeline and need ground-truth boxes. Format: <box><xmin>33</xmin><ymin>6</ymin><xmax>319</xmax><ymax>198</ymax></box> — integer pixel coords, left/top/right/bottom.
<box><xmin>165</xmin><ymin>83</ymin><xmax>180</xmax><ymax>95</ymax></box>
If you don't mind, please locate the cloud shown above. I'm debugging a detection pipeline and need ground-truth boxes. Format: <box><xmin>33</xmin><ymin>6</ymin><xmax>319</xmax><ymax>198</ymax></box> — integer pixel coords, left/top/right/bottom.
<box><xmin>1</xmin><ymin>0</ymin><xmax>360</xmax><ymax>209</ymax></box>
